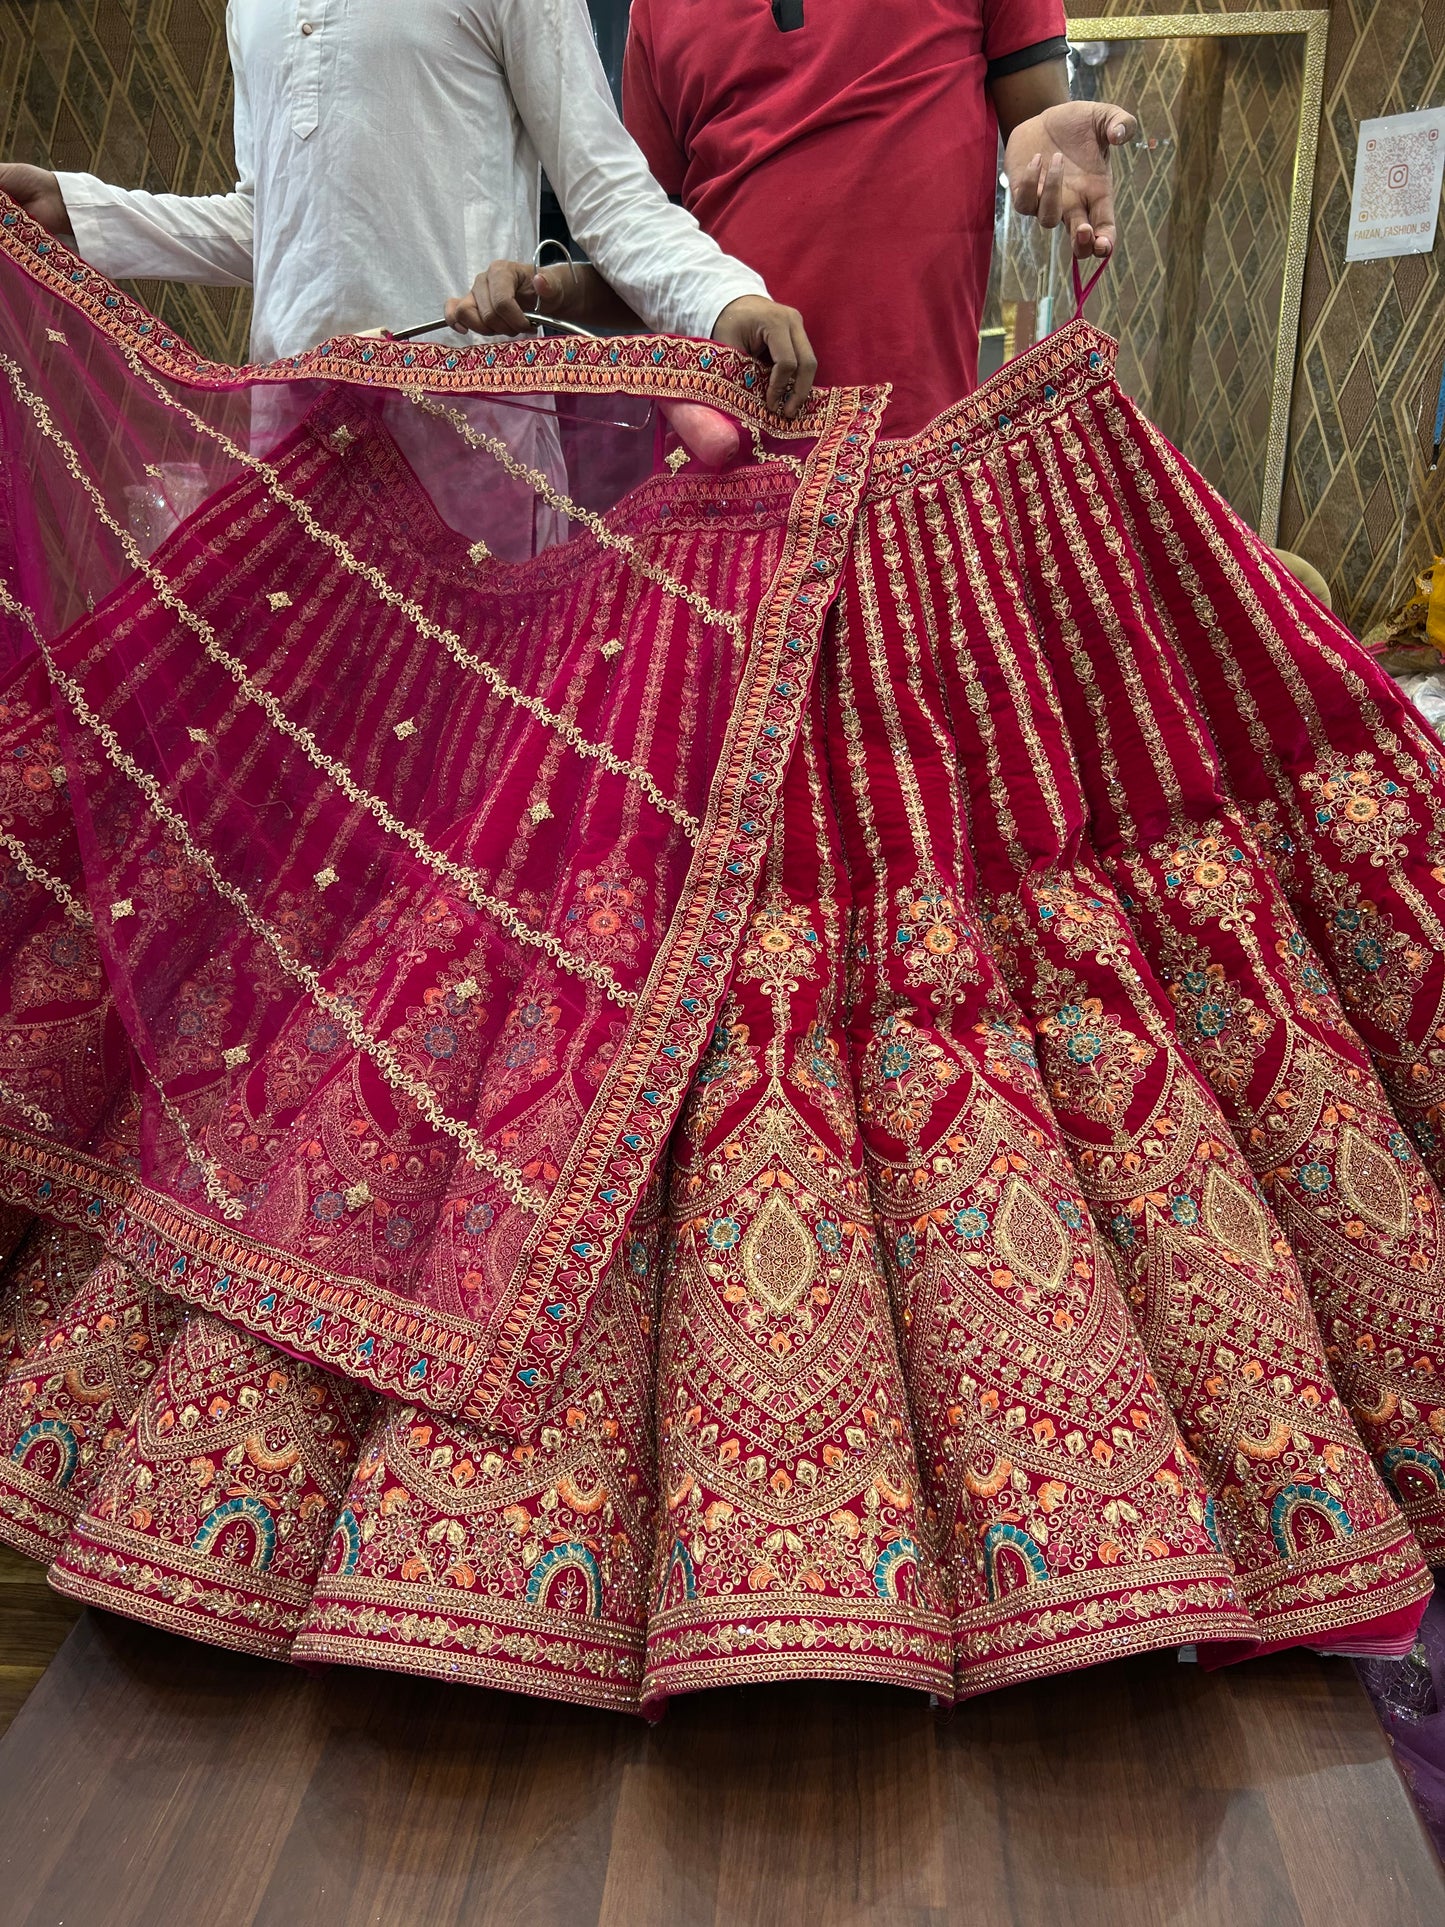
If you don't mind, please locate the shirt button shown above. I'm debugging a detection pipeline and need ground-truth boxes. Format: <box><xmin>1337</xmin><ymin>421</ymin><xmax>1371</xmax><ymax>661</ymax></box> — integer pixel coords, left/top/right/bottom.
<box><xmin>300</xmin><ymin>19</ymin><xmax>315</xmax><ymax>32</ymax></box>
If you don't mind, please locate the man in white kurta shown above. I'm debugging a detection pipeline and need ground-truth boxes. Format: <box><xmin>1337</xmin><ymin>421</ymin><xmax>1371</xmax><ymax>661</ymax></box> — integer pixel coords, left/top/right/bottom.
<box><xmin>0</xmin><ymin>0</ymin><xmax>810</xmax><ymax>407</ymax></box>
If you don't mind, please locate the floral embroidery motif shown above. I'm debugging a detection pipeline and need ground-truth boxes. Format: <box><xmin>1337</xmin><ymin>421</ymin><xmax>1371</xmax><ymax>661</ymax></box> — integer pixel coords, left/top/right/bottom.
<box><xmin>1300</xmin><ymin>756</ymin><xmax>1415</xmax><ymax>869</ymax></box>
<box><xmin>562</xmin><ymin>869</ymin><xmax>650</xmax><ymax>967</ymax></box>
<box><xmin>892</xmin><ymin>876</ymin><xmax>982</xmax><ymax>1006</ymax></box>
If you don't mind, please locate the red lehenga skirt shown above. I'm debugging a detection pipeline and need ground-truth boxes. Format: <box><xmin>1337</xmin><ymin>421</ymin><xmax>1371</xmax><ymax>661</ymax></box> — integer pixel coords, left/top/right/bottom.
<box><xmin>0</xmin><ymin>204</ymin><xmax>1439</xmax><ymax>1712</ymax></box>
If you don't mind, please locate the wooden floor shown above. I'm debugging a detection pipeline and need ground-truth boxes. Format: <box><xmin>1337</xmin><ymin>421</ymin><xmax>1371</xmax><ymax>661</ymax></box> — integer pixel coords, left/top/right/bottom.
<box><xmin>0</xmin><ymin>1542</ymin><xmax>78</xmax><ymax>1739</ymax></box>
<box><xmin>0</xmin><ymin>1608</ymin><xmax>1438</xmax><ymax>1926</ymax></box>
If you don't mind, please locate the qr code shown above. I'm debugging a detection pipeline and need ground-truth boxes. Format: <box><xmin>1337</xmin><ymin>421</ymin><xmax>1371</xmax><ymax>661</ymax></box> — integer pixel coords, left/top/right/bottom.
<box><xmin>1357</xmin><ymin>127</ymin><xmax>1441</xmax><ymax>221</ymax></box>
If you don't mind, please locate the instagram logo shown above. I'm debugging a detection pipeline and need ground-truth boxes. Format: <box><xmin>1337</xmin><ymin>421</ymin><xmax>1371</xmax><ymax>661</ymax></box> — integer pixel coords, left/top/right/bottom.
<box><xmin>1388</xmin><ymin>162</ymin><xmax>1411</xmax><ymax>190</ymax></box>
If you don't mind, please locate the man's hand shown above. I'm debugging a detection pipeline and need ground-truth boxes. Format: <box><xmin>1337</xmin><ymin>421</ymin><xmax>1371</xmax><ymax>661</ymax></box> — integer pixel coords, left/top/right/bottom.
<box><xmin>447</xmin><ymin>259</ymin><xmax>580</xmax><ymax>335</ymax></box>
<box><xmin>1004</xmin><ymin>102</ymin><xmax>1136</xmax><ymax>260</ymax></box>
<box><xmin>446</xmin><ymin>268</ymin><xmax>816</xmax><ymax>421</ymax></box>
<box><xmin>711</xmin><ymin>296</ymin><xmax>815</xmax><ymax>420</ymax></box>
<box><xmin>445</xmin><ymin>259</ymin><xmax>643</xmax><ymax>336</ymax></box>
<box><xmin>0</xmin><ymin>164</ymin><xmax>74</xmax><ymax>242</ymax></box>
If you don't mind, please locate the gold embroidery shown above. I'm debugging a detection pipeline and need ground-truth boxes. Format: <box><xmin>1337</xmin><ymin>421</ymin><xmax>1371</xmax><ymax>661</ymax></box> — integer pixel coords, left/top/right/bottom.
<box><xmin>1337</xmin><ymin>1121</ymin><xmax>1412</xmax><ymax>1238</ymax></box>
<box><xmin>0</xmin><ymin>346</ymin><xmax>636</xmax><ymax>1008</ymax></box>
<box><xmin>0</xmin><ymin>575</ymin><xmax>543</xmax><ymax>1214</ymax></box>
<box><xmin>413</xmin><ymin>392</ymin><xmax>746</xmax><ymax>646</ymax></box>
<box><xmin>155</xmin><ymin>1084</ymin><xmax>243</xmax><ymax>1222</ymax></box>
<box><xmin>0</xmin><ymin>1077</ymin><xmax>51</xmax><ymax>1132</ymax></box>
<box><xmin>1201</xmin><ymin>1164</ymin><xmax>1277</xmax><ymax>1272</ymax></box>
<box><xmin>0</xmin><ymin>825</ymin><xmax>91</xmax><ymax>927</ymax></box>
<box><xmin>994</xmin><ymin>1173</ymin><xmax>1071</xmax><ymax>1291</ymax></box>
<box><xmin>738</xmin><ymin>1189</ymin><xmax>818</xmax><ymax>1314</ymax></box>
<box><xmin>112</xmin><ymin>349</ymin><xmax>704</xmax><ymax>838</ymax></box>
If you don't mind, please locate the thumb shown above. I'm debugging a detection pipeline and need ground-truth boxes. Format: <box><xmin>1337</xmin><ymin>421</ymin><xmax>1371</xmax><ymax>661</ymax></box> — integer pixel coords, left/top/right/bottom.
<box><xmin>532</xmin><ymin>268</ymin><xmax>566</xmax><ymax>314</ymax></box>
<box><xmin>1100</xmin><ymin>107</ymin><xmax>1136</xmax><ymax>147</ymax></box>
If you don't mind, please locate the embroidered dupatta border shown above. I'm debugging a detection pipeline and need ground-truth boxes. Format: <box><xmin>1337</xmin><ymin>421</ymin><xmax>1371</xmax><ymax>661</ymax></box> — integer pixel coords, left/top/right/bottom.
<box><xmin>0</xmin><ymin>194</ymin><xmax>849</xmax><ymax>428</ymax></box>
<box><xmin>866</xmin><ymin>317</ymin><xmax>1120</xmax><ymax>497</ymax></box>
<box><xmin>0</xmin><ymin>205</ymin><xmax>885</xmax><ymax>1422</ymax></box>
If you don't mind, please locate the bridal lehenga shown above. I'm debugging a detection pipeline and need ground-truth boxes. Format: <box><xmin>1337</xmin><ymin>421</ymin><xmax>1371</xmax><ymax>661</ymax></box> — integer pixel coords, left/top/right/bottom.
<box><xmin>0</xmin><ymin>201</ymin><xmax>1439</xmax><ymax>1713</ymax></box>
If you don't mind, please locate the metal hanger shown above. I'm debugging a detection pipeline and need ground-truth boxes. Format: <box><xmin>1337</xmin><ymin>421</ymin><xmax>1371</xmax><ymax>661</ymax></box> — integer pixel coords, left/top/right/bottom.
<box><xmin>393</xmin><ymin>240</ymin><xmax>600</xmax><ymax>342</ymax></box>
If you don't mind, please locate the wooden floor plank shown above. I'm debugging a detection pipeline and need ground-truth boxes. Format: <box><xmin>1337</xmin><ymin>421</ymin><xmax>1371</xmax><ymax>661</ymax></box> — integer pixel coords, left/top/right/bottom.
<box><xmin>0</xmin><ymin>1542</ymin><xmax>79</xmax><ymax>1738</ymax></box>
<box><xmin>0</xmin><ymin>1609</ymin><xmax>1437</xmax><ymax>1927</ymax></box>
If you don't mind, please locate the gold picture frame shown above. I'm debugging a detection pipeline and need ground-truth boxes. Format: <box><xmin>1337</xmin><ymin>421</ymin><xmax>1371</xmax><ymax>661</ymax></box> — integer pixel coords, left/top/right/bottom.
<box><xmin>1065</xmin><ymin>10</ymin><xmax>1329</xmax><ymax>543</ymax></box>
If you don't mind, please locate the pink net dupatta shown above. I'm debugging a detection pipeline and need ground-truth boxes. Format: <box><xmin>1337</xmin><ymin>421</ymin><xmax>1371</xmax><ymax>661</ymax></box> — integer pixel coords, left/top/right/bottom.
<box><xmin>0</xmin><ymin>199</ymin><xmax>882</xmax><ymax>1434</ymax></box>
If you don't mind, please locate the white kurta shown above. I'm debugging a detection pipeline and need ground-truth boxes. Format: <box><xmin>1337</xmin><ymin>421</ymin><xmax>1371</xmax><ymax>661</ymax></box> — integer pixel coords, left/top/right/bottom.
<box><xmin>54</xmin><ymin>0</ymin><xmax>766</xmax><ymax>362</ymax></box>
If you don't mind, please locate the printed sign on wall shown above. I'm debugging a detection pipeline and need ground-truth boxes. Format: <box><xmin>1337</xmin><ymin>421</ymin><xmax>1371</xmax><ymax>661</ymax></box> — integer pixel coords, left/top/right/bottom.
<box><xmin>1346</xmin><ymin>107</ymin><xmax>1445</xmax><ymax>261</ymax></box>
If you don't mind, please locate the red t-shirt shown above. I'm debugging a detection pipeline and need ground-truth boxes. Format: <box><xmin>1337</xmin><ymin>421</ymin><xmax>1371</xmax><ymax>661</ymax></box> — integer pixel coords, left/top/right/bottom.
<box><xmin>624</xmin><ymin>0</ymin><xmax>1065</xmax><ymax>435</ymax></box>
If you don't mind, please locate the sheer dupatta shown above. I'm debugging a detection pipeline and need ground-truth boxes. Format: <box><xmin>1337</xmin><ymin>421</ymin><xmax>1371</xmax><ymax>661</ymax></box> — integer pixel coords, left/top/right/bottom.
<box><xmin>0</xmin><ymin>198</ymin><xmax>881</xmax><ymax>1434</ymax></box>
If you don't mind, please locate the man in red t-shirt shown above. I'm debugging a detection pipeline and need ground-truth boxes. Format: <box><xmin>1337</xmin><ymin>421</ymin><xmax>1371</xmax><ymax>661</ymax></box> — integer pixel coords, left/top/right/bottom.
<box><xmin>448</xmin><ymin>4</ymin><xmax>1133</xmax><ymax>436</ymax></box>
<box><xmin>620</xmin><ymin>0</ymin><xmax>1132</xmax><ymax>433</ymax></box>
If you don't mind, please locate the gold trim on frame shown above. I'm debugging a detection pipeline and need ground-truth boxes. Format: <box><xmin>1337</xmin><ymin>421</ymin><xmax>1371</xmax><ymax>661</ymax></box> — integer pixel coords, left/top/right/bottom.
<box><xmin>1066</xmin><ymin>11</ymin><xmax>1330</xmax><ymax>543</ymax></box>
